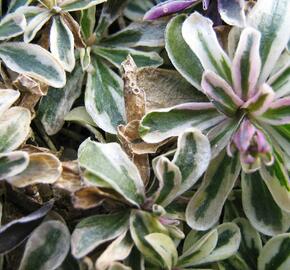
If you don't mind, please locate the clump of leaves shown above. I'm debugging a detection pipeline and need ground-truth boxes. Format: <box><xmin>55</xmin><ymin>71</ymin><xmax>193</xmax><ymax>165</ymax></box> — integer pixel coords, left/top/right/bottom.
<box><xmin>140</xmin><ymin>0</ymin><xmax>290</xmax><ymax>236</ymax></box>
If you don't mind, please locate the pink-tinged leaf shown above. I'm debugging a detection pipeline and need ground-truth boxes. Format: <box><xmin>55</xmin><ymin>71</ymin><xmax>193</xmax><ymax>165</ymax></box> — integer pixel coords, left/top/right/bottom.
<box><xmin>144</xmin><ymin>0</ymin><xmax>198</xmax><ymax>20</ymax></box>
<box><xmin>218</xmin><ymin>0</ymin><xmax>246</xmax><ymax>27</ymax></box>
<box><xmin>259</xmin><ymin>97</ymin><xmax>290</xmax><ymax>125</ymax></box>
<box><xmin>232</xmin><ymin>27</ymin><xmax>261</xmax><ymax>100</ymax></box>
<box><xmin>243</xmin><ymin>84</ymin><xmax>275</xmax><ymax>116</ymax></box>
<box><xmin>202</xmin><ymin>70</ymin><xmax>243</xmax><ymax>116</ymax></box>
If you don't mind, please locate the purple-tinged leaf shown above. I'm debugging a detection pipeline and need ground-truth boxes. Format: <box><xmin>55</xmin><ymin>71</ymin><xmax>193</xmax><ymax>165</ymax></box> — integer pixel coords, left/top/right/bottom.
<box><xmin>218</xmin><ymin>0</ymin><xmax>246</xmax><ymax>27</ymax></box>
<box><xmin>0</xmin><ymin>200</ymin><xmax>54</xmax><ymax>254</ymax></box>
<box><xmin>243</xmin><ymin>83</ymin><xmax>275</xmax><ymax>116</ymax></box>
<box><xmin>260</xmin><ymin>97</ymin><xmax>290</xmax><ymax>125</ymax></box>
<box><xmin>202</xmin><ymin>70</ymin><xmax>243</xmax><ymax>116</ymax></box>
<box><xmin>144</xmin><ymin>0</ymin><xmax>197</xmax><ymax>20</ymax></box>
<box><xmin>232</xmin><ymin>27</ymin><xmax>261</xmax><ymax>100</ymax></box>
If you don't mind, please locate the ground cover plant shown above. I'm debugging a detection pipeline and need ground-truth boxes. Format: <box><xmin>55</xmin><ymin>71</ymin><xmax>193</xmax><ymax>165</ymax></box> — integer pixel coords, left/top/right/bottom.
<box><xmin>0</xmin><ymin>0</ymin><xmax>289</xmax><ymax>269</ymax></box>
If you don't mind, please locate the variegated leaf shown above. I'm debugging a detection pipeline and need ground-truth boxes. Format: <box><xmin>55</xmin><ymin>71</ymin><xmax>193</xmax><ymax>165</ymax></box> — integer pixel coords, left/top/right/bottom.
<box><xmin>242</xmin><ymin>171</ymin><xmax>290</xmax><ymax>236</ymax></box>
<box><xmin>61</xmin><ymin>0</ymin><xmax>106</xmax><ymax>12</ymax></box>
<box><xmin>258</xmin><ymin>233</ymin><xmax>290</xmax><ymax>270</ymax></box>
<box><xmin>50</xmin><ymin>15</ymin><xmax>75</xmax><ymax>72</ymax></box>
<box><xmin>202</xmin><ymin>70</ymin><xmax>243</xmax><ymax>116</ymax></box>
<box><xmin>85</xmin><ymin>57</ymin><xmax>125</xmax><ymax>134</ymax></box>
<box><xmin>154</xmin><ymin>156</ymin><xmax>182</xmax><ymax>207</ymax></box>
<box><xmin>186</xmin><ymin>151</ymin><xmax>241</xmax><ymax>230</ymax></box>
<box><xmin>218</xmin><ymin>0</ymin><xmax>246</xmax><ymax>27</ymax></box>
<box><xmin>259</xmin><ymin>97</ymin><xmax>290</xmax><ymax>125</ymax></box>
<box><xmin>165</xmin><ymin>14</ymin><xmax>204</xmax><ymax>90</ymax></box>
<box><xmin>38</xmin><ymin>65</ymin><xmax>84</xmax><ymax>135</ymax></box>
<box><xmin>140</xmin><ymin>103</ymin><xmax>224</xmax><ymax>143</ymax></box>
<box><xmin>23</xmin><ymin>9</ymin><xmax>51</xmax><ymax>43</ymax></box>
<box><xmin>0</xmin><ymin>42</ymin><xmax>66</xmax><ymax>88</ymax></box>
<box><xmin>124</xmin><ymin>0</ymin><xmax>153</xmax><ymax>21</ymax></box>
<box><xmin>129</xmin><ymin>210</ymin><xmax>169</xmax><ymax>268</ymax></box>
<box><xmin>232</xmin><ymin>27</ymin><xmax>262</xmax><ymax>100</ymax></box>
<box><xmin>268</xmin><ymin>62</ymin><xmax>290</xmax><ymax>98</ymax></box>
<box><xmin>108</xmin><ymin>262</ymin><xmax>132</xmax><ymax>270</ymax></box>
<box><xmin>96</xmin><ymin>232</ymin><xmax>133</xmax><ymax>270</ymax></box>
<box><xmin>0</xmin><ymin>12</ymin><xmax>26</xmax><ymax>40</ymax></box>
<box><xmin>216</xmin><ymin>254</ymin><xmax>249</xmax><ymax>270</ymax></box>
<box><xmin>195</xmin><ymin>223</ymin><xmax>241</xmax><ymax>265</ymax></box>
<box><xmin>93</xmin><ymin>46</ymin><xmax>163</xmax><ymax>68</ymax></box>
<box><xmin>0</xmin><ymin>107</ymin><xmax>31</xmax><ymax>153</ymax></box>
<box><xmin>247</xmin><ymin>0</ymin><xmax>290</xmax><ymax>83</ymax></box>
<box><xmin>64</xmin><ymin>106</ymin><xmax>97</xmax><ymax>127</ymax></box>
<box><xmin>178</xmin><ymin>229</ymin><xmax>218</xmax><ymax>268</ymax></box>
<box><xmin>145</xmin><ymin>233</ymin><xmax>178</xmax><ymax>270</ymax></box>
<box><xmin>259</xmin><ymin>151</ymin><xmax>290</xmax><ymax>213</ymax></box>
<box><xmin>71</xmin><ymin>211</ymin><xmax>129</xmax><ymax>259</ymax></box>
<box><xmin>102</xmin><ymin>20</ymin><xmax>167</xmax><ymax>48</ymax></box>
<box><xmin>234</xmin><ymin>218</ymin><xmax>262</xmax><ymax>269</ymax></box>
<box><xmin>78</xmin><ymin>139</ymin><xmax>145</xmax><ymax>206</ymax></box>
<box><xmin>6</xmin><ymin>153</ymin><xmax>62</xmax><ymax>187</ymax></box>
<box><xmin>80</xmin><ymin>47</ymin><xmax>91</xmax><ymax>71</ymax></box>
<box><xmin>172</xmin><ymin>129</ymin><xmax>211</xmax><ymax>197</ymax></box>
<box><xmin>182</xmin><ymin>12</ymin><xmax>232</xmax><ymax>83</ymax></box>
<box><xmin>0</xmin><ymin>151</ymin><xmax>29</xmax><ymax>180</ymax></box>
<box><xmin>19</xmin><ymin>221</ymin><xmax>70</xmax><ymax>270</ymax></box>
<box><xmin>0</xmin><ymin>89</ymin><xmax>20</xmax><ymax>116</ymax></box>
<box><xmin>0</xmin><ymin>201</ymin><xmax>54</xmax><ymax>254</ymax></box>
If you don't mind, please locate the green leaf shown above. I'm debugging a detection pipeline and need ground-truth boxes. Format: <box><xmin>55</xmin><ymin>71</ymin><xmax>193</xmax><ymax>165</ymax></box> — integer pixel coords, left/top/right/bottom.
<box><xmin>38</xmin><ymin>64</ymin><xmax>84</xmax><ymax>135</ymax></box>
<box><xmin>8</xmin><ymin>0</ymin><xmax>31</xmax><ymax>13</ymax></box>
<box><xmin>19</xmin><ymin>220</ymin><xmax>70</xmax><ymax>270</ymax></box>
<box><xmin>78</xmin><ymin>139</ymin><xmax>145</xmax><ymax>206</ymax></box>
<box><xmin>85</xmin><ymin>57</ymin><xmax>125</xmax><ymax>134</ymax></box>
<box><xmin>139</xmin><ymin>103</ymin><xmax>224</xmax><ymax>143</ymax></box>
<box><xmin>0</xmin><ymin>151</ymin><xmax>29</xmax><ymax>180</ymax></box>
<box><xmin>0</xmin><ymin>107</ymin><xmax>31</xmax><ymax>153</ymax></box>
<box><xmin>93</xmin><ymin>46</ymin><xmax>163</xmax><ymax>68</ymax></box>
<box><xmin>71</xmin><ymin>211</ymin><xmax>129</xmax><ymax>259</ymax></box>
<box><xmin>259</xmin><ymin>151</ymin><xmax>290</xmax><ymax>213</ymax></box>
<box><xmin>178</xmin><ymin>229</ymin><xmax>218</xmax><ymax>267</ymax></box>
<box><xmin>165</xmin><ymin>14</ymin><xmax>203</xmax><ymax>91</ymax></box>
<box><xmin>61</xmin><ymin>0</ymin><xmax>106</xmax><ymax>12</ymax></box>
<box><xmin>129</xmin><ymin>210</ymin><xmax>169</xmax><ymax>268</ymax></box>
<box><xmin>248</xmin><ymin>0</ymin><xmax>290</xmax><ymax>83</ymax></box>
<box><xmin>0</xmin><ymin>89</ymin><xmax>20</xmax><ymax>116</ymax></box>
<box><xmin>145</xmin><ymin>233</ymin><xmax>178</xmax><ymax>270</ymax></box>
<box><xmin>6</xmin><ymin>153</ymin><xmax>62</xmax><ymax>188</ymax></box>
<box><xmin>258</xmin><ymin>233</ymin><xmax>290</xmax><ymax>270</ymax></box>
<box><xmin>50</xmin><ymin>15</ymin><xmax>75</xmax><ymax>72</ymax></box>
<box><xmin>95</xmin><ymin>0</ymin><xmax>130</xmax><ymax>39</ymax></box>
<box><xmin>96</xmin><ymin>232</ymin><xmax>133</xmax><ymax>270</ymax></box>
<box><xmin>241</xmin><ymin>171</ymin><xmax>290</xmax><ymax>236</ymax></box>
<box><xmin>80</xmin><ymin>7</ymin><xmax>96</xmax><ymax>41</ymax></box>
<box><xmin>102</xmin><ymin>20</ymin><xmax>167</xmax><ymax>48</ymax></box>
<box><xmin>182</xmin><ymin>12</ymin><xmax>232</xmax><ymax>83</ymax></box>
<box><xmin>0</xmin><ymin>13</ymin><xmax>26</xmax><ymax>40</ymax></box>
<box><xmin>186</xmin><ymin>151</ymin><xmax>241</xmax><ymax>230</ymax></box>
<box><xmin>124</xmin><ymin>0</ymin><xmax>153</xmax><ymax>21</ymax></box>
<box><xmin>0</xmin><ymin>42</ymin><xmax>66</xmax><ymax>88</ymax></box>
<box><xmin>234</xmin><ymin>218</ymin><xmax>262</xmax><ymax>269</ymax></box>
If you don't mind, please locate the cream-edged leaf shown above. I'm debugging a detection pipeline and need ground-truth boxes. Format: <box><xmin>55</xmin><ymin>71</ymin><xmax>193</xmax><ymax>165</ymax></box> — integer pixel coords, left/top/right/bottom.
<box><xmin>0</xmin><ymin>42</ymin><xmax>66</xmax><ymax>88</ymax></box>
